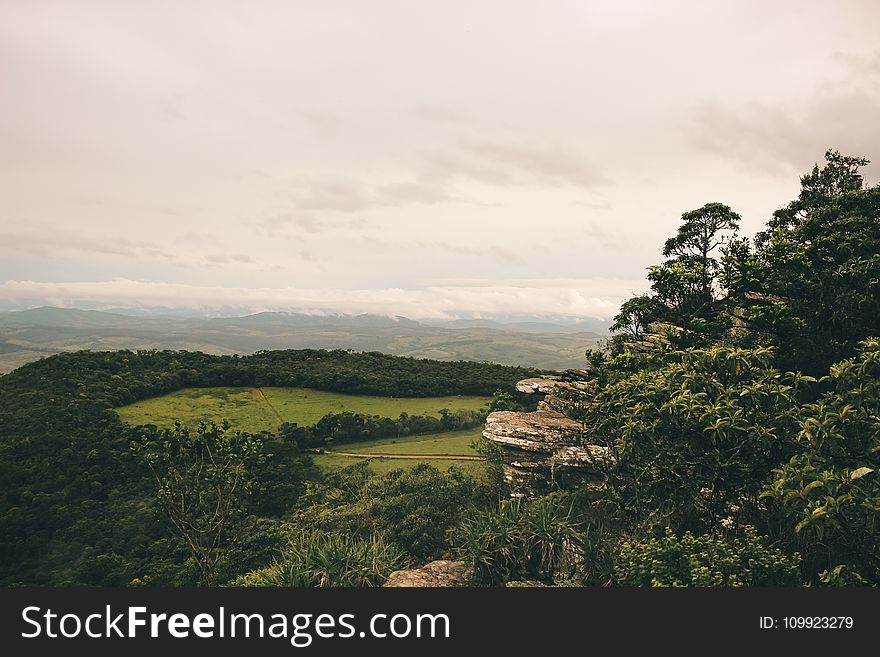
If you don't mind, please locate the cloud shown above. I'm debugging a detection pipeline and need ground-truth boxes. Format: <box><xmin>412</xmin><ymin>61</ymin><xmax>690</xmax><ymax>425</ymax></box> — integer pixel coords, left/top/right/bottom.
<box><xmin>419</xmin><ymin>138</ymin><xmax>609</xmax><ymax>189</ymax></box>
<box><xmin>296</xmin><ymin>109</ymin><xmax>343</xmax><ymax>136</ymax></box>
<box><xmin>582</xmin><ymin>221</ymin><xmax>627</xmax><ymax>251</ymax></box>
<box><xmin>414</xmin><ymin>240</ymin><xmax>529</xmax><ymax>265</ymax></box>
<box><xmin>0</xmin><ymin>277</ymin><xmax>648</xmax><ymax>320</ymax></box>
<box><xmin>0</xmin><ymin>228</ymin><xmax>175</xmax><ymax>260</ymax></box>
<box><xmin>3</xmin><ymin>2</ymin><xmax>877</xmax><ymax>320</ymax></box>
<box><xmin>689</xmin><ymin>52</ymin><xmax>880</xmax><ymax>176</ymax></box>
<box><xmin>255</xmin><ymin>211</ymin><xmax>365</xmax><ymax>240</ymax></box>
<box><xmin>286</xmin><ymin>176</ymin><xmax>457</xmax><ymax>213</ymax></box>
<box><xmin>408</xmin><ymin>105</ymin><xmax>477</xmax><ymax>125</ymax></box>
<box><xmin>290</xmin><ymin>177</ymin><xmax>373</xmax><ymax>212</ymax></box>
<box><xmin>832</xmin><ymin>48</ymin><xmax>880</xmax><ymax>81</ymax></box>
<box><xmin>204</xmin><ymin>253</ymin><xmax>256</xmax><ymax>265</ymax></box>
<box><xmin>373</xmin><ymin>181</ymin><xmax>456</xmax><ymax>205</ymax></box>
<box><xmin>690</xmin><ymin>101</ymin><xmax>823</xmax><ymax>175</ymax></box>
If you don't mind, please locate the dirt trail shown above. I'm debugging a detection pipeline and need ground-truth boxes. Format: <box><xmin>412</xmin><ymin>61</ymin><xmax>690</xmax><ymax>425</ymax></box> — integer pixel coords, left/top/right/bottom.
<box><xmin>312</xmin><ymin>449</ymin><xmax>485</xmax><ymax>461</ymax></box>
<box><xmin>255</xmin><ymin>387</ymin><xmax>284</xmax><ymax>423</ymax></box>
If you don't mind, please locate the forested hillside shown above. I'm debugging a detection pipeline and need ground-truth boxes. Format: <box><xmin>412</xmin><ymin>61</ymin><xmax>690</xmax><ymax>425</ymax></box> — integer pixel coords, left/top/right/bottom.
<box><xmin>0</xmin><ymin>349</ymin><xmax>535</xmax><ymax>585</ymax></box>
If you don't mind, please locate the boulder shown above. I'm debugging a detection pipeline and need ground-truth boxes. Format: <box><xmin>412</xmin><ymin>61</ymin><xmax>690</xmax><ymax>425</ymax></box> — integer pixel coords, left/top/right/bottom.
<box><xmin>515</xmin><ymin>377</ymin><xmax>589</xmax><ymax>396</ymax></box>
<box><xmin>383</xmin><ymin>560</ymin><xmax>472</xmax><ymax>587</ymax></box>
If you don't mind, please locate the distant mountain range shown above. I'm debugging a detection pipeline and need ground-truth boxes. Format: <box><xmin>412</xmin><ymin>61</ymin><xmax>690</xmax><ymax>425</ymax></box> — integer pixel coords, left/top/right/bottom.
<box><xmin>0</xmin><ymin>307</ymin><xmax>607</xmax><ymax>374</ymax></box>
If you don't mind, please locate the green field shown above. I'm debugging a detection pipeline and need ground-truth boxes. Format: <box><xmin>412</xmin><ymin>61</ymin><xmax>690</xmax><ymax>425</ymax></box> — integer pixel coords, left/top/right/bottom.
<box><xmin>311</xmin><ymin>453</ymin><xmax>486</xmax><ymax>475</ymax></box>
<box><xmin>312</xmin><ymin>427</ymin><xmax>485</xmax><ymax>474</ymax></box>
<box><xmin>116</xmin><ymin>387</ymin><xmax>281</xmax><ymax>432</ymax></box>
<box><xmin>337</xmin><ymin>427</ymin><xmax>482</xmax><ymax>456</ymax></box>
<box><xmin>260</xmin><ymin>387</ymin><xmax>489</xmax><ymax>425</ymax></box>
<box><xmin>115</xmin><ymin>386</ymin><xmax>490</xmax><ymax>433</ymax></box>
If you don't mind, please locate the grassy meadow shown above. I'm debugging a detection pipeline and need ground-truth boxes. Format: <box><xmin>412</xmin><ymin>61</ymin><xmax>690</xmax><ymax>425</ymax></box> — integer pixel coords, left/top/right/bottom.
<box><xmin>115</xmin><ymin>386</ymin><xmax>490</xmax><ymax>433</ymax></box>
<box><xmin>115</xmin><ymin>388</ymin><xmax>490</xmax><ymax>472</ymax></box>
<box><xmin>260</xmin><ymin>387</ymin><xmax>490</xmax><ymax>425</ymax></box>
<box><xmin>336</xmin><ymin>426</ymin><xmax>482</xmax><ymax>456</ymax></box>
<box><xmin>115</xmin><ymin>387</ymin><xmax>282</xmax><ymax>433</ymax></box>
<box><xmin>312</xmin><ymin>426</ymin><xmax>485</xmax><ymax>473</ymax></box>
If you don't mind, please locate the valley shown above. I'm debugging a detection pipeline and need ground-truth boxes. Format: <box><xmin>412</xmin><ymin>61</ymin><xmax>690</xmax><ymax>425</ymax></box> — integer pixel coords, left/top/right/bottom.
<box><xmin>0</xmin><ymin>307</ymin><xmax>604</xmax><ymax>374</ymax></box>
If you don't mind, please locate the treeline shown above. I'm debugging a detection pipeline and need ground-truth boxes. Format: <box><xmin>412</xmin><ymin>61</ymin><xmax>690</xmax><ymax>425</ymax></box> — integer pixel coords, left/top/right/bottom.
<box><xmin>0</xmin><ymin>348</ymin><xmax>533</xmax><ymax>585</ymax></box>
<box><xmin>1</xmin><ymin>348</ymin><xmax>538</xmax><ymax>414</ymax></box>
<box><xmin>280</xmin><ymin>408</ymin><xmax>486</xmax><ymax>449</ymax></box>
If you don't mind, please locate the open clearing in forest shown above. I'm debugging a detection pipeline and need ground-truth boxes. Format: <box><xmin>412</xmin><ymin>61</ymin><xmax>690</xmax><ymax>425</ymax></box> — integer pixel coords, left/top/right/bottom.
<box><xmin>332</xmin><ymin>426</ymin><xmax>483</xmax><ymax>456</ymax></box>
<box><xmin>115</xmin><ymin>386</ymin><xmax>490</xmax><ymax>433</ymax></box>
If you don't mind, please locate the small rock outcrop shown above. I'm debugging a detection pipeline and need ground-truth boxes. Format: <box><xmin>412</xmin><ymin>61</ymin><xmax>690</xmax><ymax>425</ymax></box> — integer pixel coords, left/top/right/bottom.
<box><xmin>383</xmin><ymin>560</ymin><xmax>472</xmax><ymax>587</ymax></box>
<box><xmin>516</xmin><ymin>370</ymin><xmax>594</xmax><ymax>412</ymax></box>
<box><xmin>483</xmin><ymin>370</ymin><xmax>613</xmax><ymax>496</ymax></box>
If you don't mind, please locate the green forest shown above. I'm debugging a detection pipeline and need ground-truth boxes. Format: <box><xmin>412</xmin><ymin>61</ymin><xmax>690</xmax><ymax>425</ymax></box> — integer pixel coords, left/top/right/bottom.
<box><xmin>0</xmin><ymin>150</ymin><xmax>878</xmax><ymax>588</ymax></box>
<box><xmin>0</xmin><ymin>349</ymin><xmax>535</xmax><ymax>585</ymax></box>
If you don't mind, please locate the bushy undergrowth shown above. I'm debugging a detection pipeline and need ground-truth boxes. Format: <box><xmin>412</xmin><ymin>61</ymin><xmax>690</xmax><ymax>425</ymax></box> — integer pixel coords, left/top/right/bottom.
<box><xmin>584</xmin><ymin>346</ymin><xmax>807</xmax><ymax>534</ymax></box>
<box><xmin>454</xmin><ymin>494</ymin><xmax>583</xmax><ymax>585</ymax></box>
<box><xmin>763</xmin><ymin>339</ymin><xmax>880</xmax><ymax>583</ymax></box>
<box><xmin>292</xmin><ymin>462</ymin><xmax>486</xmax><ymax>562</ymax></box>
<box><xmin>613</xmin><ymin>527</ymin><xmax>801</xmax><ymax>587</ymax></box>
<box><xmin>235</xmin><ymin>530</ymin><xmax>403</xmax><ymax>587</ymax></box>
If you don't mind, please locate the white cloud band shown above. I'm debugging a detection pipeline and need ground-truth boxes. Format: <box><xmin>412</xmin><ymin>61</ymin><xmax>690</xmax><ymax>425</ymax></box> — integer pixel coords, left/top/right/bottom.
<box><xmin>0</xmin><ymin>278</ymin><xmax>648</xmax><ymax>320</ymax></box>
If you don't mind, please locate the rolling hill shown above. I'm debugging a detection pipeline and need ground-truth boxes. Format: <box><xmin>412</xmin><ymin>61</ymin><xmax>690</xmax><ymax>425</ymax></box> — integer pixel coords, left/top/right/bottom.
<box><xmin>0</xmin><ymin>307</ymin><xmax>604</xmax><ymax>373</ymax></box>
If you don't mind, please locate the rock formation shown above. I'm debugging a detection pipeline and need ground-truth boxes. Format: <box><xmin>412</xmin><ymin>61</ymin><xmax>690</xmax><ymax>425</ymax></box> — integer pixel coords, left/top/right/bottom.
<box><xmin>515</xmin><ymin>370</ymin><xmax>592</xmax><ymax>412</ymax></box>
<box><xmin>383</xmin><ymin>560</ymin><xmax>472</xmax><ymax>587</ymax></box>
<box><xmin>483</xmin><ymin>371</ymin><xmax>612</xmax><ymax>496</ymax></box>
<box><xmin>625</xmin><ymin>321</ymin><xmax>682</xmax><ymax>353</ymax></box>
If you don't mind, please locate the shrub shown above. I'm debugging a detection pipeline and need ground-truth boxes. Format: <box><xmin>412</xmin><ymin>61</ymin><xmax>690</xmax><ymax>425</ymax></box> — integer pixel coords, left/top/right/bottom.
<box><xmin>613</xmin><ymin>527</ymin><xmax>801</xmax><ymax>587</ymax></box>
<box><xmin>454</xmin><ymin>494</ymin><xmax>583</xmax><ymax>585</ymax></box>
<box><xmin>584</xmin><ymin>346</ymin><xmax>808</xmax><ymax>532</ymax></box>
<box><xmin>763</xmin><ymin>339</ymin><xmax>880</xmax><ymax>583</ymax></box>
<box><xmin>234</xmin><ymin>529</ymin><xmax>403</xmax><ymax>587</ymax></box>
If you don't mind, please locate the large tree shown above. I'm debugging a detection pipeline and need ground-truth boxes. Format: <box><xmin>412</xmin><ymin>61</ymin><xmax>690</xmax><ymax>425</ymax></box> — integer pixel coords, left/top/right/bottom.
<box><xmin>608</xmin><ymin>202</ymin><xmax>740</xmax><ymax>352</ymax></box>
<box><xmin>661</xmin><ymin>202</ymin><xmax>741</xmax><ymax>301</ymax></box>
<box><xmin>757</xmin><ymin>149</ymin><xmax>870</xmax><ymax>244</ymax></box>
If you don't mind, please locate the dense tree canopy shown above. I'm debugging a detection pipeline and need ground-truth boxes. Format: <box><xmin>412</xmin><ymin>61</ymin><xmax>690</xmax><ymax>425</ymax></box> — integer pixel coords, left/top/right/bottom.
<box><xmin>573</xmin><ymin>149</ymin><xmax>880</xmax><ymax>586</ymax></box>
<box><xmin>608</xmin><ymin>150</ymin><xmax>878</xmax><ymax>375</ymax></box>
<box><xmin>0</xmin><ymin>348</ymin><xmax>532</xmax><ymax>585</ymax></box>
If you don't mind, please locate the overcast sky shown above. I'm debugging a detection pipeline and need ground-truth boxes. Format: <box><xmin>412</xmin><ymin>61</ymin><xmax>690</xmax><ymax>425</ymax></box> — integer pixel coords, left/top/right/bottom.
<box><xmin>1</xmin><ymin>0</ymin><xmax>878</xmax><ymax>320</ymax></box>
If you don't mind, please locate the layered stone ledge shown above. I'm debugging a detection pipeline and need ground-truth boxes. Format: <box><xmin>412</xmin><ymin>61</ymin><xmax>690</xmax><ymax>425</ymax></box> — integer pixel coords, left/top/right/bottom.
<box><xmin>482</xmin><ymin>409</ymin><xmax>611</xmax><ymax>496</ymax></box>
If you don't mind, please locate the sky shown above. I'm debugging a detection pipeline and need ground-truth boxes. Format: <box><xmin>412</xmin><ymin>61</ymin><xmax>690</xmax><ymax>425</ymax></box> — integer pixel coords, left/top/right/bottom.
<box><xmin>1</xmin><ymin>0</ymin><xmax>878</xmax><ymax>321</ymax></box>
